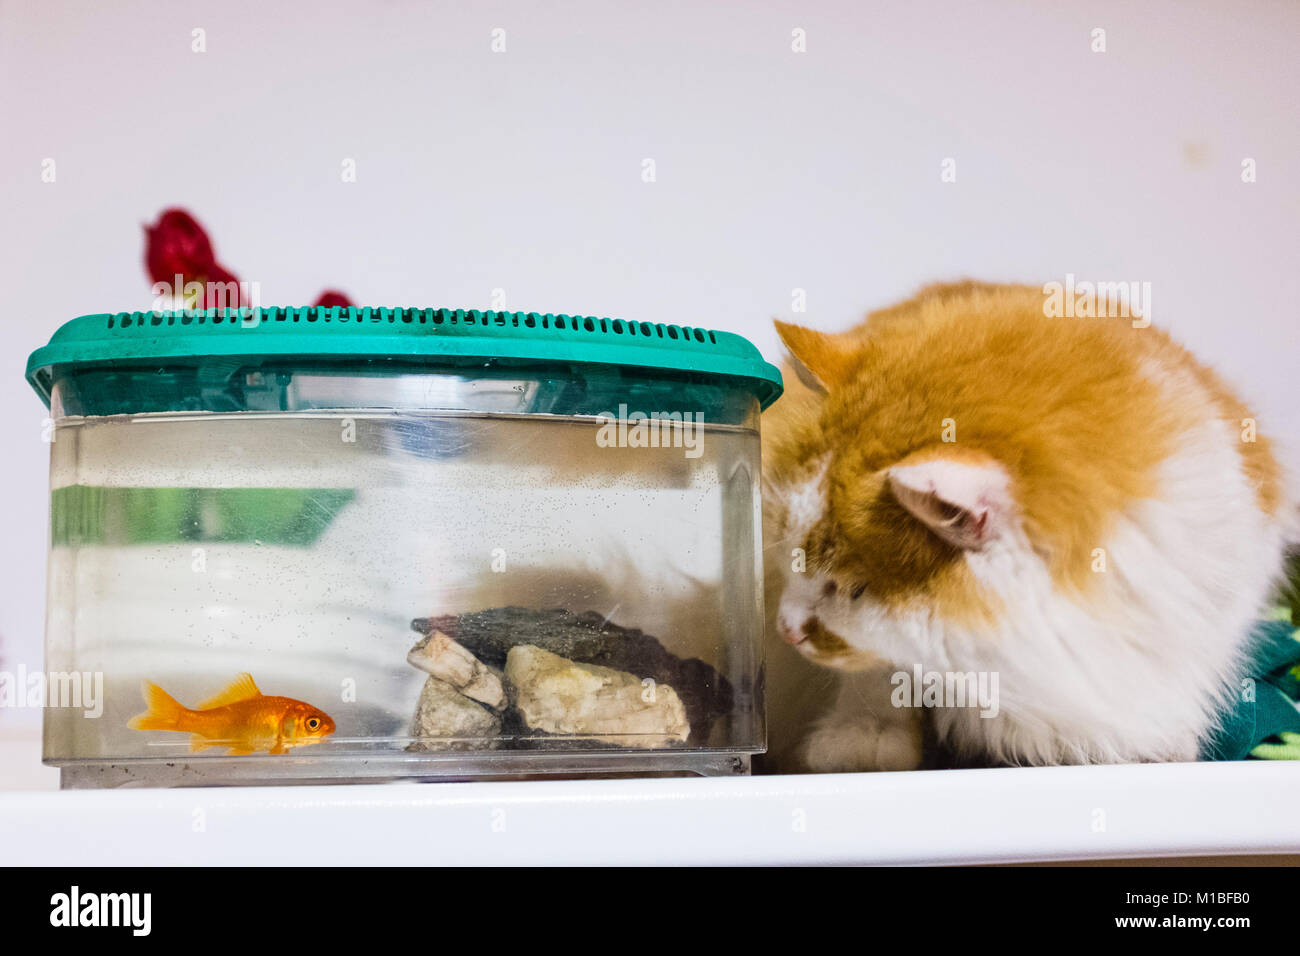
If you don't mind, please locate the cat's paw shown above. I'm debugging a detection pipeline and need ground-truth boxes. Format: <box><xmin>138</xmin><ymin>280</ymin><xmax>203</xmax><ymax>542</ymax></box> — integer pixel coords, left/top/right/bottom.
<box><xmin>800</xmin><ymin>720</ymin><xmax>922</xmax><ymax>773</ymax></box>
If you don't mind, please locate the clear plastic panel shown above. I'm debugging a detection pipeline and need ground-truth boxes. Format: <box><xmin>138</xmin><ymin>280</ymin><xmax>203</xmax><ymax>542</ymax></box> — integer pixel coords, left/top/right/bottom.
<box><xmin>43</xmin><ymin>368</ymin><xmax>764</xmax><ymax>787</ymax></box>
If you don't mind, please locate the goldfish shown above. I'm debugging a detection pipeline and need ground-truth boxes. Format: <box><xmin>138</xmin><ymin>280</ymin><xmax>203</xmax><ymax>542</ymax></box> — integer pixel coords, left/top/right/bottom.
<box><xmin>128</xmin><ymin>673</ymin><xmax>336</xmax><ymax>755</ymax></box>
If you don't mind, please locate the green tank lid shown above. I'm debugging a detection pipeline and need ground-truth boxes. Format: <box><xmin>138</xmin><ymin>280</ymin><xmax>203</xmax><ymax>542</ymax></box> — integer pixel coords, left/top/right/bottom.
<box><xmin>26</xmin><ymin>306</ymin><xmax>783</xmax><ymax>410</ymax></box>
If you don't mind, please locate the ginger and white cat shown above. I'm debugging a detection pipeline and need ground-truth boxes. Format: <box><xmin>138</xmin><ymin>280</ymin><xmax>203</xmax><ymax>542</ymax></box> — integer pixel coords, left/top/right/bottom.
<box><xmin>762</xmin><ymin>281</ymin><xmax>1292</xmax><ymax>771</ymax></box>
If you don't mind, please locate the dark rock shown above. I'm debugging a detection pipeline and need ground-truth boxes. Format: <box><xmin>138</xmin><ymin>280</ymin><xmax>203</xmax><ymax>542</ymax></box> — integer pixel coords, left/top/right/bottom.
<box><xmin>412</xmin><ymin>607</ymin><xmax>734</xmax><ymax>745</ymax></box>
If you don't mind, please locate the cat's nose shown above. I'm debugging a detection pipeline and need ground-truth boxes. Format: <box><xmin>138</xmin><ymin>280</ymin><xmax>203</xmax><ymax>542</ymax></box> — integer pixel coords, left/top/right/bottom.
<box><xmin>778</xmin><ymin>615</ymin><xmax>809</xmax><ymax>645</ymax></box>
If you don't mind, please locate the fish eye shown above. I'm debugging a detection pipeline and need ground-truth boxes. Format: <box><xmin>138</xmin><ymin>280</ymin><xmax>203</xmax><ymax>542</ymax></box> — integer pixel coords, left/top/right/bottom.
<box><xmin>306</xmin><ymin>717</ymin><xmax>321</xmax><ymax>731</ymax></box>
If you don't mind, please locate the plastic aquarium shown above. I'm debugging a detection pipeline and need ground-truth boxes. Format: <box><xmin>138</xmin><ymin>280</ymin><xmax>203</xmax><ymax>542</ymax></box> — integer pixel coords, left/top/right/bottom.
<box><xmin>26</xmin><ymin>306</ymin><xmax>783</xmax><ymax>788</ymax></box>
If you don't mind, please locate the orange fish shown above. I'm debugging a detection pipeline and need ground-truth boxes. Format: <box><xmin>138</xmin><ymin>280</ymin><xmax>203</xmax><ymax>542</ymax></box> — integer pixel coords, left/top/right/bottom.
<box><xmin>128</xmin><ymin>673</ymin><xmax>336</xmax><ymax>755</ymax></box>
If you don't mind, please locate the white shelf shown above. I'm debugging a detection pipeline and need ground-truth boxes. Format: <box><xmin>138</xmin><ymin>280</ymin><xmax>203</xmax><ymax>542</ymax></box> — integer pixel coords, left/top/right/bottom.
<box><xmin>2</xmin><ymin>760</ymin><xmax>1297</xmax><ymax>865</ymax></box>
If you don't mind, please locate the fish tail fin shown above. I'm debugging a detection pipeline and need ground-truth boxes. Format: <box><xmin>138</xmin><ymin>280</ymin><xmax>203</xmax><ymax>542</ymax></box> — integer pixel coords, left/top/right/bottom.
<box><xmin>127</xmin><ymin>681</ymin><xmax>186</xmax><ymax>732</ymax></box>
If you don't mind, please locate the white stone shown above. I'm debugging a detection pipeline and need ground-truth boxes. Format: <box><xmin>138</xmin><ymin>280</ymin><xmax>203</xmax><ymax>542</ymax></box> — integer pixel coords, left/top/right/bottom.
<box><xmin>409</xmin><ymin>676</ymin><xmax>502</xmax><ymax>751</ymax></box>
<box><xmin>407</xmin><ymin>630</ymin><xmax>506</xmax><ymax>711</ymax></box>
<box><xmin>505</xmin><ymin>644</ymin><xmax>690</xmax><ymax>747</ymax></box>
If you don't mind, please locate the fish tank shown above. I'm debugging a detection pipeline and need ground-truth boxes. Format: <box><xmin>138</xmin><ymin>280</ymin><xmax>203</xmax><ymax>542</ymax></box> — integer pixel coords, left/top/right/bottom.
<box><xmin>26</xmin><ymin>306</ymin><xmax>783</xmax><ymax>788</ymax></box>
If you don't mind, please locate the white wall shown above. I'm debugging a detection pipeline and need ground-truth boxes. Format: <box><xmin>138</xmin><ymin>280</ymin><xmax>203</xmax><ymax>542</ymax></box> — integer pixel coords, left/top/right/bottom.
<box><xmin>2</xmin><ymin>0</ymin><xmax>1297</xmax><ymax>721</ymax></box>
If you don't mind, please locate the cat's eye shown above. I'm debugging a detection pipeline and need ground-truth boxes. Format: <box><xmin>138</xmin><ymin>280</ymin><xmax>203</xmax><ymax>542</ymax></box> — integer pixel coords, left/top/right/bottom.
<box><xmin>934</xmin><ymin>501</ymin><xmax>966</xmax><ymax>525</ymax></box>
<box><xmin>850</xmin><ymin>584</ymin><xmax>867</xmax><ymax>601</ymax></box>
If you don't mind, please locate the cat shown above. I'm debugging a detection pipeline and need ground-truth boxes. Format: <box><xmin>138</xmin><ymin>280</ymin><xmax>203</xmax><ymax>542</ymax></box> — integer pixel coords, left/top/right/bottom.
<box><xmin>761</xmin><ymin>281</ymin><xmax>1292</xmax><ymax>771</ymax></box>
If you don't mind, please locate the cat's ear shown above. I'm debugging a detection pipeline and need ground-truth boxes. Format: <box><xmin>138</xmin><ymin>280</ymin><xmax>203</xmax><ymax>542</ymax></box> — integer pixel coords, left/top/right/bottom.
<box><xmin>774</xmin><ymin>320</ymin><xmax>853</xmax><ymax>392</ymax></box>
<box><xmin>887</xmin><ymin>455</ymin><xmax>1013</xmax><ymax>551</ymax></box>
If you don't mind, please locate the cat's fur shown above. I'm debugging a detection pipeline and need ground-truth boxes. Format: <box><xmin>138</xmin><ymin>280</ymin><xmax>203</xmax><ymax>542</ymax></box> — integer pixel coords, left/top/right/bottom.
<box><xmin>762</xmin><ymin>281</ymin><xmax>1291</xmax><ymax>771</ymax></box>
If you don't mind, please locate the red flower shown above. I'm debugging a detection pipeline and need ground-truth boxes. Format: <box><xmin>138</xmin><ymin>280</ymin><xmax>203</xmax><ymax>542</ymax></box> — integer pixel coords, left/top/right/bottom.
<box><xmin>313</xmin><ymin>290</ymin><xmax>354</xmax><ymax>309</ymax></box>
<box><xmin>201</xmin><ymin>262</ymin><xmax>251</xmax><ymax>310</ymax></box>
<box><xmin>144</xmin><ymin>208</ymin><xmax>218</xmax><ymax>284</ymax></box>
<box><xmin>143</xmin><ymin>207</ymin><xmax>355</xmax><ymax>310</ymax></box>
